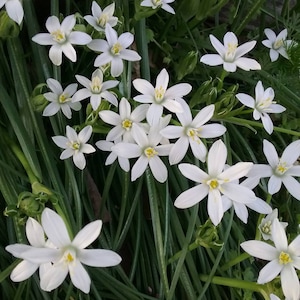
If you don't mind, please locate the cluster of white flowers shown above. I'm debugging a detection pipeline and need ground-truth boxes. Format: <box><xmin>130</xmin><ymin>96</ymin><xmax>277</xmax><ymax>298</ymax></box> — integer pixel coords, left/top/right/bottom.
<box><xmin>6</xmin><ymin>208</ymin><xmax>122</xmax><ymax>294</ymax></box>
<box><xmin>5</xmin><ymin>0</ymin><xmax>300</xmax><ymax>298</ymax></box>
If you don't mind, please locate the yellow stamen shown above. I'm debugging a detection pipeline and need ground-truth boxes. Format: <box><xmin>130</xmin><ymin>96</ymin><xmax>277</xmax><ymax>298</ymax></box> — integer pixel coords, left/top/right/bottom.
<box><xmin>152</xmin><ymin>0</ymin><xmax>162</xmax><ymax>5</ymax></box>
<box><xmin>276</xmin><ymin>161</ymin><xmax>288</xmax><ymax>175</ymax></box>
<box><xmin>59</xmin><ymin>94</ymin><xmax>70</xmax><ymax>103</ymax></box>
<box><xmin>111</xmin><ymin>42</ymin><xmax>122</xmax><ymax>55</ymax></box>
<box><xmin>225</xmin><ymin>42</ymin><xmax>237</xmax><ymax>61</ymax></box>
<box><xmin>144</xmin><ymin>147</ymin><xmax>157</xmax><ymax>158</ymax></box>
<box><xmin>91</xmin><ymin>76</ymin><xmax>102</xmax><ymax>93</ymax></box>
<box><xmin>209</xmin><ymin>179</ymin><xmax>219</xmax><ymax>189</ymax></box>
<box><xmin>66</xmin><ymin>252</ymin><xmax>74</xmax><ymax>263</ymax></box>
<box><xmin>122</xmin><ymin>119</ymin><xmax>132</xmax><ymax>130</ymax></box>
<box><xmin>51</xmin><ymin>30</ymin><xmax>66</xmax><ymax>43</ymax></box>
<box><xmin>279</xmin><ymin>251</ymin><xmax>292</xmax><ymax>264</ymax></box>
<box><xmin>98</xmin><ymin>14</ymin><xmax>109</xmax><ymax>28</ymax></box>
<box><xmin>261</xmin><ymin>220</ymin><xmax>272</xmax><ymax>234</ymax></box>
<box><xmin>71</xmin><ymin>142</ymin><xmax>80</xmax><ymax>150</ymax></box>
<box><xmin>154</xmin><ymin>86</ymin><xmax>165</xmax><ymax>102</ymax></box>
<box><xmin>274</xmin><ymin>39</ymin><xmax>284</xmax><ymax>50</ymax></box>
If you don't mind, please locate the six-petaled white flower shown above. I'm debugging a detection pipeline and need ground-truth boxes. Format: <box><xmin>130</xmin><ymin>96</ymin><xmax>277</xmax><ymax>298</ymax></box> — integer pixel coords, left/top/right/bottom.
<box><xmin>200</xmin><ymin>32</ymin><xmax>261</xmax><ymax>72</ymax></box>
<box><xmin>32</xmin><ymin>15</ymin><xmax>92</xmax><ymax>66</ymax></box>
<box><xmin>52</xmin><ymin>125</ymin><xmax>96</xmax><ymax>170</ymax></box>
<box><xmin>258</xmin><ymin>208</ymin><xmax>288</xmax><ymax>241</ymax></box>
<box><xmin>247</xmin><ymin>139</ymin><xmax>300</xmax><ymax>200</ymax></box>
<box><xmin>262</xmin><ymin>28</ymin><xmax>293</xmax><ymax>62</ymax></box>
<box><xmin>88</xmin><ymin>24</ymin><xmax>141</xmax><ymax>77</ymax></box>
<box><xmin>0</xmin><ymin>0</ymin><xmax>23</xmax><ymax>25</ymax></box>
<box><xmin>174</xmin><ymin>140</ymin><xmax>256</xmax><ymax>225</ymax></box>
<box><xmin>160</xmin><ymin>99</ymin><xmax>226</xmax><ymax>164</ymax></box>
<box><xmin>241</xmin><ymin>218</ymin><xmax>300</xmax><ymax>300</ymax></box>
<box><xmin>43</xmin><ymin>78</ymin><xmax>81</xmax><ymax>119</ymax></box>
<box><xmin>111</xmin><ymin>123</ymin><xmax>173</xmax><ymax>183</ymax></box>
<box><xmin>72</xmin><ymin>69</ymin><xmax>119</xmax><ymax>111</ymax></box>
<box><xmin>133</xmin><ymin>68</ymin><xmax>192</xmax><ymax>125</ymax></box>
<box><xmin>84</xmin><ymin>1</ymin><xmax>118</xmax><ymax>32</ymax></box>
<box><xmin>236</xmin><ymin>81</ymin><xmax>286</xmax><ymax>134</ymax></box>
<box><xmin>6</xmin><ymin>217</ymin><xmax>51</xmax><ymax>283</ymax></box>
<box><xmin>99</xmin><ymin>97</ymin><xmax>149</xmax><ymax>142</ymax></box>
<box><xmin>140</xmin><ymin>0</ymin><xmax>175</xmax><ymax>14</ymax></box>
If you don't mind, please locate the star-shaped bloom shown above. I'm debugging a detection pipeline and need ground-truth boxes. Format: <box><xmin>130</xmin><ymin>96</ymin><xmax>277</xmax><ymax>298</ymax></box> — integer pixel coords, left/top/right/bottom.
<box><xmin>88</xmin><ymin>24</ymin><xmax>141</xmax><ymax>77</ymax></box>
<box><xmin>200</xmin><ymin>32</ymin><xmax>261</xmax><ymax>72</ymax></box>
<box><xmin>43</xmin><ymin>78</ymin><xmax>81</xmax><ymax>119</ymax></box>
<box><xmin>32</xmin><ymin>15</ymin><xmax>92</xmax><ymax>66</ymax></box>
<box><xmin>0</xmin><ymin>0</ymin><xmax>23</xmax><ymax>25</ymax></box>
<box><xmin>72</xmin><ymin>69</ymin><xmax>119</xmax><ymax>111</ymax></box>
<box><xmin>262</xmin><ymin>28</ymin><xmax>293</xmax><ymax>62</ymax></box>
<box><xmin>111</xmin><ymin>123</ymin><xmax>173</xmax><ymax>183</ymax></box>
<box><xmin>132</xmin><ymin>68</ymin><xmax>192</xmax><ymax>125</ymax></box>
<box><xmin>247</xmin><ymin>139</ymin><xmax>300</xmax><ymax>200</ymax></box>
<box><xmin>222</xmin><ymin>176</ymin><xmax>272</xmax><ymax>224</ymax></box>
<box><xmin>52</xmin><ymin>125</ymin><xmax>96</xmax><ymax>170</ymax></box>
<box><xmin>140</xmin><ymin>0</ymin><xmax>175</xmax><ymax>14</ymax></box>
<box><xmin>258</xmin><ymin>209</ymin><xmax>288</xmax><ymax>241</ymax></box>
<box><xmin>236</xmin><ymin>81</ymin><xmax>286</xmax><ymax>134</ymax></box>
<box><xmin>40</xmin><ymin>208</ymin><xmax>121</xmax><ymax>293</ymax></box>
<box><xmin>160</xmin><ymin>99</ymin><xmax>226</xmax><ymax>164</ymax></box>
<box><xmin>99</xmin><ymin>97</ymin><xmax>149</xmax><ymax>142</ymax></box>
<box><xmin>96</xmin><ymin>137</ymin><xmax>130</xmax><ymax>172</ymax></box>
<box><xmin>6</xmin><ymin>217</ymin><xmax>51</xmax><ymax>283</ymax></box>
<box><xmin>174</xmin><ymin>140</ymin><xmax>256</xmax><ymax>225</ymax></box>
<box><xmin>241</xmin><ymin>218</ymin><xmax>300</xmax><ymax>300</ymax></box>
<box><xmin>84</xmin><ymin>1</ymin><xmax>118</xmax><ymax>32</ymax></box>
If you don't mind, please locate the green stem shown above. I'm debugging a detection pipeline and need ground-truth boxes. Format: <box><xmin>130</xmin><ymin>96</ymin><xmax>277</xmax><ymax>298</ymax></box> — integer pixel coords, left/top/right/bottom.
<box><xmin>222</xmin><ymin>116</ymin><xmax>300</xmax><ymax>137</ymax></box>
<box><xmin>217</xmin><ymin>69</ymin><xmax>228</xmax><ymax>91</ymax></box>
<box><xmin>197</xmin><ymin>207</ymin><xmax>234</xmax><ymax>299</ymax></box>
<box><xmin>220</xmin><ymin>252</ymin><xmax>250</xmax><ymax>272</ymax></box>
<box><xmin>146</xmin><ymin>169</ymin><xmax>170</xmax><ymax>297</ymax></box>
<box><xmin>199</xmin><ymin>274</ymin><xmax>269</xmax><ymax>299</ymax></box>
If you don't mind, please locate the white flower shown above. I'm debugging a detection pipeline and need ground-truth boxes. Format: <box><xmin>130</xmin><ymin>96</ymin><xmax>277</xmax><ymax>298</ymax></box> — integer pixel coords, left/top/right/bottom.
<box><xmin>247</xmin><ymin>139</ymin><xmax>300</xmax><ymax>200</ymax></box>
<box><xmin>174</xmin><ymin>140</ymin><xmax>256</xmax><ymax>225</ymax></box>
<box><xmin>84</xmin><ymin>1</ymin><xmax>118</xmax><ymax>32</ymax></box>
<box><xmin>160</xmin><ymin>99</ymin><xmax>226</xmax><ymax>164</ymax></box>
<box><xmin>32</xmin><ymin>15</ymin><xmax>92</xmax><ymax>66</ymax></box>
<box><xmin>236</xmin><ymin>81</ymin><xmax>286</xmax><ymax>134</ymax></box>
<box><xmin>6</xmin><ymin>217</ymin><xmax>51</xmax><ymax>282</ymax></box>
<box><xmin>222</xmin><ymin>176</ymin><xmax>272</xmax><ymax>224</ymax></box>
<box><xmin>200</xmin><ymin>32</ymin><xmax>261</xmax><ymax>72</ymax></box>
<box><xmin>88</xmin><ymin>24</ymin><xmax>141</xmax><ymax>77</ymax></box>
<box><xmin>43</xmin><ymin>78</ymin><xmax>81</xmax><ymax>119</ymax></box>
<box><xmin>72</xmin><ymin>69</ymin><xmax>119</xmax><ymax>111</ymax></box>
<box><xmin>99</xmin><ymin>97</ymin><xmax>149</xmax><ymax>142</ymax></box>
<box><xmin>111</xmin><ymin>123</ymin><xmax>173</xmax><ymax>183</ymax></box>
<box><xmin>40</xmin><ymin>208</ymin><xmax>122</xmax><ymax>293</ymax></box>
<box><xmin>133</xmin><ymin>68</ymin><xmax>192</xmax><ymax>125</ymax></box>
<box><xmin>140</xmin><ymin>0</ymin><xmax>175</xmax><ymax>14</ymax></box>
<box><xmin>52</xmin><ymin>125</ymin><xmax>96</xmax><ymax>170</ymax></box>
<box><xmin>241</xmin><ymin>218</ymin><xmax>300</xmax><ymax>300</ymax></box>
<box><xmin>270</xmin><ymin>295</ymin><xmax>281</xmax><ymax>300</ymax></box>
<box><xmin>96</xmin><ymin>137</ymin><xmax>130</xmax><ymax>172</ymax></box>
<box><xmin>0</xmin><ymin>0</ymin><xmax>23</xmax><ymax>25</ymax></box>
<box><xmin>258</xmin><ymin>209</ymin><xmax>288</xmax><ymax>241</ymax></box>
<box><xmin>262</xmin><ymin>28</ymin><xmax>293</xmax><ymax>62</ymax></box>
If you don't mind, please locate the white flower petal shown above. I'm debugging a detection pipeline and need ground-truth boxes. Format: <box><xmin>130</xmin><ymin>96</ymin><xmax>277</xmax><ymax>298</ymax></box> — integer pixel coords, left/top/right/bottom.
<box><xmin>268</xmin><ymin>175</ymin><xmax>282</xmax><ymax>195</ymax></box>
<box><xmin>235</xmin><ymin>57</ymin><xmax>261</xmax><ymax>71</ymax></box>
<box><xmin>169</xmin><ymin>137</ymin><xmax>189</xmax><ymax>165</ymax></box>
<box><xmin>257</xmin><ymin>260</ymin><xmax>282</xmax><ymax>284</ymax></box>
<box><xmin>207</xmin><ymin>140</ymin><xmax>227</xmax><ymax>176</ymax></box>
<box><xmin>131</xmin><ymin>156</ymin><xmax>148</xmax><ymax>181</ymax></box>
<box><xmin>240</xmin><ymin>241</ymin><xmax>278</xmax><ymax>260</ymax></box>
<box><xmin>178</xmin><ymin>163</ymin><xmax>209</xmax><ymax>182</ymax></box>
<box><xmin>69</xmin><ymin>261</ymin><xmax>91</xmax><ymax>294</ymax></box>
<box><xmin>79</xmin><ymin>249</ymin><xmax>122</xmax><ymax>267</ymax></box>
<box><xmin>174</xmin><ymin>184</ymin><xmax>209</xmax><ymax>209</ymax></box>
<box><xmin>40</xmin><ymin>264</ymin><xmax>68</xmax><ymax>292</ymax></box>
<box><xmin>281</xmin><ymin>265</ymin><xmax>300</xmax><ymax>300</ymax></box>
<box><xmin>10</xmin><ymin>260</ymin><xmax>38</xmax><ymax>282</ymax></box>
<box><xmin>207</xmin><ymin>188</ymin><xmax>223</xmax><ymax>225</ymax></box>
<box><xmin>149</xmin><ymin>156</ymin><xmax>168</xmax><ymax>183</ymax></box>
<box><xmin>41</xmin><ymin>208</ymin><xmax>71</xmax><ymax>247</ymax></box>
<box><xmin>73</xmin><ymin>152</ymin><xmax>86</xmax><ymax>170</ymax></box>
<box><xmin>236</xmin><ymin>93</ymin><xmax>255</xmax><ymax>108</ymax></box>
<box><xmin>26</xmin><ymin>218</ymin><xmax>45</xmax><ymax>247</ymax></box>
<box><xmin>263</xmin><ymin>140</ymin><xmax>279</xmax><ymax>168</ymax></box>
<box><xmin>282</xmin><ymin>176</ymin><xmax>300</xmax><ymax>200</ymax></box>
<box><xmin>200</xmin><ymin>54</ymin><xmax>224</xmax><ymax>66</ymax></box>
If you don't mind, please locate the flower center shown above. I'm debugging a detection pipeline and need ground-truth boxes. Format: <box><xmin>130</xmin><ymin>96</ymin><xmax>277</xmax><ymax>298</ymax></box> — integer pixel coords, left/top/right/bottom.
<box><xmin>154</xmin><ymin>86</ymin><xmax>165</xmax><ymax>102</ymax></box>
<box><xmin>59</xmin><ymin>93</ymin><xmax>70</xmax><ymax>103</ymax></box>
<box><xmin>122</xmin><ymin>119</ymin><xmax>132</xmax><ymax>130</ymax></box>
<box><xmin>208</xmin><ymin>179</ymin><xmax>219</xmax><ymax>190</ymax></box>
<box><xmin>152</xmin><ymin>0</ymin><xmax>162</xmax><ymax>6</ymax></box>
<box><xmin>274</xmin><ymin>39</ymin><xmax>284</xmax><ymax>50</ymax></box>
<box><xmin>98</xmin><ymin>14</ymin><xmax>109</xmax><ymax>28</ymax></box>
<box><xmin>71</xmin><ymin>141</ymin><xmax>80</xmax><ymax>150</ymax></box>
<box><xmin>144</xmin><ymin>147</ymin><xmax>158</xmax><ymax>158</ymax></box>
<box><xmin>51</xmin><ymin>29</ymin><xmax>66</xmax><ymax>43</ymax></box>
<box><xmin>257</xmin><ymin>97</ymin><xmax>273</xmax><ymax>110</ymax></box>
<box><xmin>186</xmin><ymin>128</ymin><xmax>202</xmax><ymax>143</ymax></box>
<box><xmin>279</xmin><ymin>251</ymin><xmax>292</xmax><ymax>265</ymax></box>
<box><xmin>275</xmin><ymin>161</ymin><xmax>288</xmax><ymax>175</ymax></box>
<box><xmin>261</xmin><ymin>220</ymin><xmax>272</xmax><ymax>235</ymax></box>
<box><xmin>63</xmin><ymin>249</ymin><xmax>76</xmax><ymax>265</ymax></box>
<box><xmin>91</xmin><ymin>76</ymin><xmax>102</xmax><ymax>93</ymax></box>
<box><xmin>111</xmin><ymin>42</ymin><xmax>122</xmax><ymax>55</ymax></box>
<box><xmin>225</xmin><ymin>42</ymin><xmax>237</xmax><ymax>61</ymax></box>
